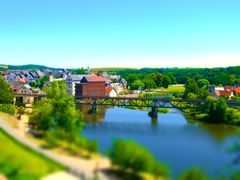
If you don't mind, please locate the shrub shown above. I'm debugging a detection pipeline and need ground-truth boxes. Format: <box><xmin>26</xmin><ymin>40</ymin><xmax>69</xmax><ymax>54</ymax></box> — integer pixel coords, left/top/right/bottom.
<box><xmin>180</xmin><ymin>168</ymin><xmax>208</xmax><ymax>180</ymax></box>
<box><xmin>108</xmin><ymin>139</ymin><xmax>168</xmax><ymax>177</ymax></box>
<box><xmin>0</xmin><ymin>104</ymin><xmax>16</xmax><ymax>115</ymax></box>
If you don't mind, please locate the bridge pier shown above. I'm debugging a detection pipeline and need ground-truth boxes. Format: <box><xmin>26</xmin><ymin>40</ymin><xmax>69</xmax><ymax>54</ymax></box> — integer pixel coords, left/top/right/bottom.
<box><xmin>89</xmin><ymin>100</ymin><xmax>97</xmax><ymax>114</ymax></box>
<box><xmin>148</xmin><ymin>107</ymin><xmax>158</xmax><ymax>119</ymax></box>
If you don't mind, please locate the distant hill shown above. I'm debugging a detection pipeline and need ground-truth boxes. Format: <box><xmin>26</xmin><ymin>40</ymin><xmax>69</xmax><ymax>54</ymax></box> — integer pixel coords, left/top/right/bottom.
<box><xmin>0</xmin><ymin>64</ymin><xmax>60</xmax><ymax>71</ymax></box>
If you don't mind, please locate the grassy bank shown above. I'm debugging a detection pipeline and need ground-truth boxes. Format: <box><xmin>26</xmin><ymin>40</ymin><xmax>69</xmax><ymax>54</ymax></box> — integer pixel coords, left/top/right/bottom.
<box><xmin>0</xmin><ymin>128</ymin><xmax>63</xmax><ymax>179</ymax></box>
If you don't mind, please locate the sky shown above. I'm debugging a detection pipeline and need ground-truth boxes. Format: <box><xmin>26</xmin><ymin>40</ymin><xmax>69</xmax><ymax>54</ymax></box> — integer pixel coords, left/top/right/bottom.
<box><xmin>0</xmin><ymin>0</ymin><xmax>240</xmax><ymax>68</ymax></box>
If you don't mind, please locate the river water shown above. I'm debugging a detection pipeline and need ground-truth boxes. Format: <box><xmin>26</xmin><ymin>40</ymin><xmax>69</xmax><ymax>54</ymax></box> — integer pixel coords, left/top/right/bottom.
<box><xmin>81</xmin><ymin>106</ymin><xmax>240</xmax><ymax>177</ymax></box>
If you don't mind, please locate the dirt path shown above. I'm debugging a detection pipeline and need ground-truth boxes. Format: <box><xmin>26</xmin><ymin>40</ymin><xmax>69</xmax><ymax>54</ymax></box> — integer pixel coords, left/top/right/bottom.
<box><xmin>0</xmin><ymin>115</ymin><xmax>113</xmax><ymax>180</ymax></box>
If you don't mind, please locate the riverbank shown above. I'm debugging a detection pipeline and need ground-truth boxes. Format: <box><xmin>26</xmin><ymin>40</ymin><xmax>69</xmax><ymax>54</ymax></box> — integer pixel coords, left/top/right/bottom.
<box><xmin>0</xmin><ymin>113</ymin><xmax>113</xmax><ymax>179</ymax></box>
<box><xmin>0</xmin><ymin>128</ymin><xmax>63</xmax><ymax>179</ymax></box>
<box><xmin>171</xmin><ymin>100</ymin><xmax>240</xmax><ymax>127</ymax></box>
<box><xmin>0</xmin><ymin>112</ymin><xmax>167</xmax><ymax>180</ymax></box>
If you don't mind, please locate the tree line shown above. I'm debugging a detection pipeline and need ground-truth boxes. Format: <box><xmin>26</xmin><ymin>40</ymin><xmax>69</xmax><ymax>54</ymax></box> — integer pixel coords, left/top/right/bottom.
<box><xmin>98</xmin><ymin>66</ymin><xmax>240</xmax><ymax>88</ymax></box>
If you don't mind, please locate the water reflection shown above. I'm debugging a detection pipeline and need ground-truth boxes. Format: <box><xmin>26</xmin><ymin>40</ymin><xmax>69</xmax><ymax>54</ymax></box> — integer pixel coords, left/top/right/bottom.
<box><xmin>80</xmin><ymin>105</ymin><xmax>240</xmax><ymax>177</ymax></box>
<box><xmin>199</xmin><ymin>123</ymin><xmax>240</xmax><ymax>142</ymax></box>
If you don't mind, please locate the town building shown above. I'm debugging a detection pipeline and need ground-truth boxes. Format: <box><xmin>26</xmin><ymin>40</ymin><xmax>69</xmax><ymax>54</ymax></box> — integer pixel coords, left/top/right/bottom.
<box><xmin>106</xmin><ymin>86</ymin><xmax>118</xmax><ymax>97</ymax></box>
<box><xmin>208</xmin><ymin>86</ymin><xmax>235</xmax><ymax>98</ymax></box>
<box><xmin>75</xmin><ymin>76</ymin><xmax>106</xmax><ymax>97</ymax></box>
<box><xmin>66</xmin><ymin>74</ymin><xmax>90</xmax><ymax>96</ymax></box>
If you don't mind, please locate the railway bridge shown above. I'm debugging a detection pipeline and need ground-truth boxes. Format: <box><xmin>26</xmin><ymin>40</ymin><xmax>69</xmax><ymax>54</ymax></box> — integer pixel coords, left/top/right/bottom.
<box><xmin>14</xmin><ymin>94</ymin><xmax>240</xmax><ymax>118</ymax></box>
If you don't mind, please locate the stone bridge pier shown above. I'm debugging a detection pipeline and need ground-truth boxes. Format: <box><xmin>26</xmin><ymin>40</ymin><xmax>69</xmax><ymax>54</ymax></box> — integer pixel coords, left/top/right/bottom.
<box><xmin>148</xmin><ymin>106</ymin><xmax>158</xmax><ymax>119</ymax></box>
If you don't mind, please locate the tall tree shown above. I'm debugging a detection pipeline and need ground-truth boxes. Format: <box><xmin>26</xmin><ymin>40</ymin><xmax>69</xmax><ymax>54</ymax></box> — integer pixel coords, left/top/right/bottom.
<box><xmin>184</xmin><ymin>78</ymin><xmax>199</xmax><ymax>96</ymax></box>
<box><xmin>162</xmin><ymin>75</ymin><xmax>171</xmax><ymax>89</ymax></box>
<box><xmin>0</xmin><ymin>77</ymin><xmax>13</xmax><ymax>104</ymax></box>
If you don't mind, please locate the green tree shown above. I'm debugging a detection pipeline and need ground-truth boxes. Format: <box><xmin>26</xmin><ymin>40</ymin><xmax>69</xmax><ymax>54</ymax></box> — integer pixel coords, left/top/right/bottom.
<box><xmin>197</xmin><ymin>79</ymin><xmax>209</xmax><ymax>89</ymax></box>
<box><xmin>149</xmin><ymin>72</ymin><xmax>163</xmax><ymax>87</ymax></box>
<box><xmin>108</xmin><ymin>139</ymin><xmax>168</xmax><ymax>177</ymax></box>
<box><xmin>184</xmin><ymin>78</ymin><xmax>199</xmax><ymax>96</ymax></box>
<box><xmin>30</xmin><ymin>81</ymin><xmax>82</xmax><ymax>132</ymax></box>
<box><xmin>166</xmin><ymin>73</ymin><xmax>177</xmax><ymax>84</ymax></box>
<box><xmin>207</xmin><ymin>98</ymin><xmax>227</xmax><ymax>123</ymax></box>
<box><xmin>198</xmin><ymin>86</ymin><xmax>210</xmax><ymax>99</ymax></box>
<box><xmin>130</xmin><ymin>80</ymin><xmax>144</xmax><ymax>90</ymax></box>
<box><xmin>162</xmin><ymin>75</ymin><xmax>171</xmax><ymax>89</ymax></box>
<box><xmin>142</xmin><ymin>78</ymin><xmax>156</xmax><ymax>89</ymax></box>
<box><xmin>29</xmin><ymin>76</ymin><xmax>49</xmax><ymax>89</ymax></box>
<box><xmin>0</xmin><ymin>76</ymin><xmax>13</xmax><ymax>104</ymax></box>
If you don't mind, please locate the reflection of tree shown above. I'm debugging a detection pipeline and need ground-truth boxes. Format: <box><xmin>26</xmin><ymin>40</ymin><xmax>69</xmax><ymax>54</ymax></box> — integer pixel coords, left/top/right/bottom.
<box><xmin>198</xmin><ymin>123</ymin><xmax>240</xmax><ymax>141</ymax></box>
<box><xmin>228</xmin><ymin>142</ymin><xmax>240</xmax><ymax>178</ymax></box>
<box><xmin>77</xmin><ymin>105</ymin><xmax>107</xmax><ymax>123</ymax></box>
<box><xmin>229</xmin><ymin>142</ymin><xmax>240</xmax><ymax>165</ymax></box>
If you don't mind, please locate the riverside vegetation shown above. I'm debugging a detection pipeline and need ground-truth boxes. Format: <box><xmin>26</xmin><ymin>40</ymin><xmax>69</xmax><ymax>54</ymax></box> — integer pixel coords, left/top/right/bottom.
<box><xmin>180</xmin><ymin>78</ymin><xmax>240</xmax><ymax>126</ymax></box>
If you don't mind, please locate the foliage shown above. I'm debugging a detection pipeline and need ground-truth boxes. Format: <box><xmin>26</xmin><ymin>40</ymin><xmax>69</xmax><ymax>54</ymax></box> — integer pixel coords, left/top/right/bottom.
<box><xmin>207</xmin><ymin>98</ymin><xmax>227</xmax><ymax>123</ymax></box>
<box><xmin>0</xmin><ymin>64</ymin><xmax>57</xmax><ymax>70</ymax></box>
<box><xmin>162</xmin><ymin>75</ymin><xmax>171</xmax><ymax>88</ymax></box>
<box><xmin>130</xmin><ymin>80</ymin><xmax>145</xmax><ymax>90</ymax></box>
<box><xmin>113</xmin><ymin>66</ymin><xmax>240</xmax><ymax>86</ymax></box>
<box><xmin>184</xmin><ymin>78</ymin><xmax>199</xmax><ymax>96</ymax></box>
<box><xmin>70</xmin><ymin>68</ymin><xmax>86</xmax><ymax>75</ymax></box>
<box><xmin>30</xmin><ymin>81</ymin><xmax>82</xmax><ymax>132</ymax></box>
<box><xmin>29</xmin><ymin>76</ymin><xmax>49</xmax><ymax>89</ymax></box>
<box><xmin>0</xmin><ymin>76</ymin><xmax>14</xmax><ymax>104</ymax></box>
<box><xmin>0</xmin><ymin>104</ymin><xmax>16</xmax><ymax>115</ymax></box>
<box><xmin>197</xmin><ymin>79</ymin><xmax>209</xmax><ymax>88</ymax></box>
<box><xmin>44</xmin><ymin>129</ymin><xmax>98</xmax><ymax>153</ymax></box>
<box><xmin>108</xmin><ymin>139</ymin><xmax>169</xmax><ymax>177</ymax></box>
<box><xmin>179</xmin><ymin>168</ymin><xmax>208</xmax><ymax>180</ymax></box>
<box><xmin>124</xmin><ymin>72</ymin><xmax>175</xmax><ymax>90</ymax></box>
<box><xmin>30</xmin><ymin>81</ymin><xmax>98</xmax><ymax>154</ymax></box>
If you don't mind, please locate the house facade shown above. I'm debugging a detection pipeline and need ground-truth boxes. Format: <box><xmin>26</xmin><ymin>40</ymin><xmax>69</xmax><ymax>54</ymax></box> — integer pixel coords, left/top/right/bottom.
<box><xmin>66</xmin><ymin>74</ymin><xmax>90</xmax><ymax>96</ymax></box>
<box><xmin>75</xmin><ymin>76</ymin><xmax>106</xmax><ymax>97</ymax></box>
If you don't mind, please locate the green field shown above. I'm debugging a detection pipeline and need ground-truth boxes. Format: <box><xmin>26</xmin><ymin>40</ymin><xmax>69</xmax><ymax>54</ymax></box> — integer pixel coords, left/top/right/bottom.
<box><xmin>0</xmin><ymin>128</ymin><xmax>63</xmax><ymax>179</ymax></box>
<box><xmin>167</xmin><ymin>85</ymin><xmax>185</xmax><ymax>93</ymax></box>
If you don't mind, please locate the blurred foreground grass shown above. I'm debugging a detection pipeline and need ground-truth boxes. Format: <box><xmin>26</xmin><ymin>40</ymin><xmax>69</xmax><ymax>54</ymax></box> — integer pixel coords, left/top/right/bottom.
<box><xmin>0</xmin><ymin>128</ymin><xmax>63</xmax><ymax>179</ymax></box>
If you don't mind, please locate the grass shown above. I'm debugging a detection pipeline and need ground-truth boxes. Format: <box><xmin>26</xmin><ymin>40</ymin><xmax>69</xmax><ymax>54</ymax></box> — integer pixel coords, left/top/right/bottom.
<box><xmin>167</xmin><ymin>85</ymin><xmax>185</xmax><ymax>93</ymax></box>
<box><xmin>0</xmin><ymin>128</ymin><xmax>63</xmax><ymax>179</ymax></box>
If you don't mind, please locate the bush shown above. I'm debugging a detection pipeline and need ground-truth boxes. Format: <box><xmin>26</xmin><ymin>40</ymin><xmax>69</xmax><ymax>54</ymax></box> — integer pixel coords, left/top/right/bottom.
<box><xmin>207</xmin><ymin>98</ymin><xmax>227</xmax><ymax>123</ymax></box>
<box><xmin>0</xmin><ymin>104</ymin><xmax>16</xmax><ymax>115</ymax></box>
<box><xmin>180</xmin><ymin>168</ymin><xmax>208</xmax><ymax>180</ymax></box>
<box><xmin>108</xmin><ymin>139</ymin><xmax>168</xmax><ymax>177</ymax></box>
<box><xmin>44</xmin><ymin>129</ymin><xmax>98</xmax><ymax>153</ymax></box>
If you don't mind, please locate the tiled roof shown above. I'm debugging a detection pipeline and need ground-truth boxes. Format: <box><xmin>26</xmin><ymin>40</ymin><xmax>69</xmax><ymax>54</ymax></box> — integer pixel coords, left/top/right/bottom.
<box><xmin>225</xmin><ymin>86</ymin><xmax>233</xmax><ymax>91</ymax></box>
<box><xmin>85</xmin><ymin>76</ymin><xmax>105</xmax><ymax>82</ymax></box>
<box><xmin>235</xmin><ymin>87</ymin><xmax>240</xmax><ymax>94</ymax></box>
<box><xmin>216</xmin><ymin>90</ymin><xmax>232</xmax><ymax>96</ymax></box>
<box><xmin>106</xmin><ymin>86</ymin><xmax>113</xmax><ymax>94</ymax></box>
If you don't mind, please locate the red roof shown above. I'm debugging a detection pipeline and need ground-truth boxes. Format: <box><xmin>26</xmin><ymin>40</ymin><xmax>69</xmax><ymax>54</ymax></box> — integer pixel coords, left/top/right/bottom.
<box><xmin>85</xmin><ymin>76</ymin><xmax>105</xmax><ymax>82</ymax></box>
<box><xmin>235</xmin><ymin>87</ymin><xmax>240</xmax><ymax>94</ymax></box>
<box><xmin>0</xmin><ymin>71</ymin><xmax>9</xmax><ymax>75</ymax></box>
<box><xmin>225</xmin><ymin>86</ymin><xmax>233</xmax><ymax>91</ymax></box>
<box><xmin>216</xmin><ymin>90</ymin><xmax>232</xmax><ymax>96</ymax></box>
<box><xmin>106</xmin><ymin>86</ymin><xmax>113</xmax><ymax>94</ymax></box>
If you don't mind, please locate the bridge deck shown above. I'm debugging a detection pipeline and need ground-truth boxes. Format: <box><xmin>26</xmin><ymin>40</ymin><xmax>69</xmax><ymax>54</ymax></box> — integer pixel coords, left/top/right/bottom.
<box><xmin>14</xmin><ymin>94</ymin><xmax>240</xmax><ymax>107</ymax></box>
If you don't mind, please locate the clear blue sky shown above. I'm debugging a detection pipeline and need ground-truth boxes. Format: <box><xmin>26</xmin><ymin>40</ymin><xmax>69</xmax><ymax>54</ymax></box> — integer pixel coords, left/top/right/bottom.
<box><xmin>0</xmin><ymin>0</ymin><xmax>240</xmax><ymax>68</ymax></box>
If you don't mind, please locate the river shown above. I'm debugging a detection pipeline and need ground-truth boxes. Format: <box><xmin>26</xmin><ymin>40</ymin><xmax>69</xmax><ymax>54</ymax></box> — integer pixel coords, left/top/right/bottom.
<box><xmin>80</xmin><ymin>106</ymin><xmax>240</xmax><ymax>178</ymax></box>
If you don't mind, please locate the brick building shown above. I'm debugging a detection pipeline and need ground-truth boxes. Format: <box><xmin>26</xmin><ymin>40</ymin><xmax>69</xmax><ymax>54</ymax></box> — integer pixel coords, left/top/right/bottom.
<box><xmin>75</xmin><ymin>76</ymin><xmax>106</xmax><ymax>97</ymax></box>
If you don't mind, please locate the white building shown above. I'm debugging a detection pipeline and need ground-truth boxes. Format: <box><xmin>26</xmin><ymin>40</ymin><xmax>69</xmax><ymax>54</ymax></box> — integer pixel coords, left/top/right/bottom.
<box><xmin>66</xmin><ymin>74</ymin><xmax>90</xmax><ymax>96</ymax></box>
